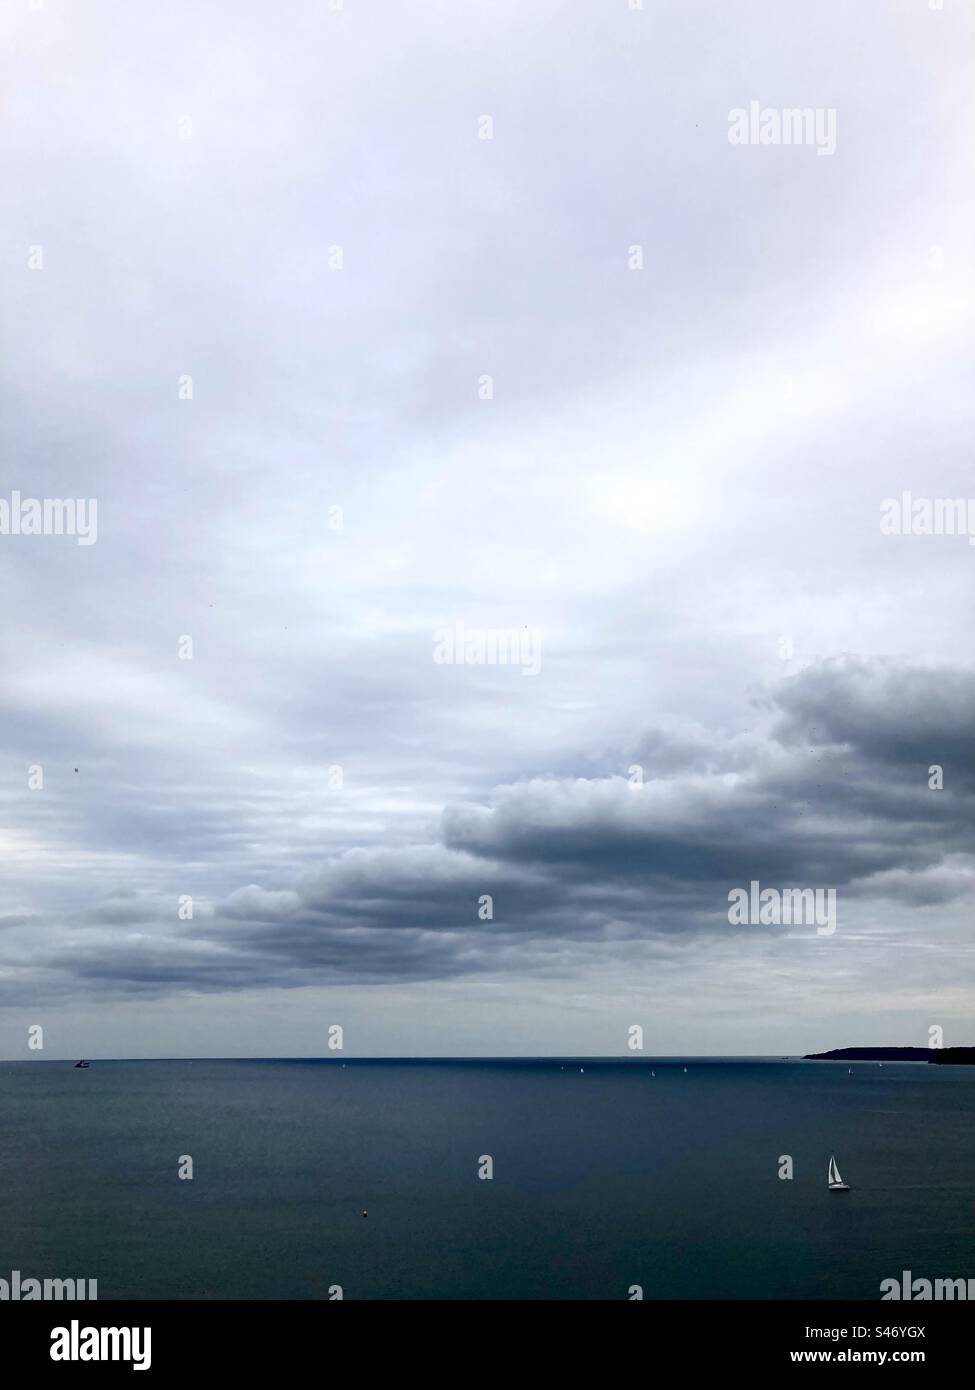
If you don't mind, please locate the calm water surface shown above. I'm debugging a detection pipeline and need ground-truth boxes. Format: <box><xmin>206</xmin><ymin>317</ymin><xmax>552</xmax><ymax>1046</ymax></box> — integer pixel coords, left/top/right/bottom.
<box><xmin>1</xmin><ymin>1058</ymin><xmax>972</xmax><ymax>1299</ymax></box>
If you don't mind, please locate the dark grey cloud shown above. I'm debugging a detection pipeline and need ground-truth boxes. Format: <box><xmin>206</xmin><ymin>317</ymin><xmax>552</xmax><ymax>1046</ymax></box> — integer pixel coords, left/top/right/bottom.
<box><xmin>770</xmin><ymin>658</ymin><xmax>975</xmax><ymax>777</ymax></box>
<box><xmin>4</xmin><ymin>659</ymin><xmax>973</xmax><ymax>1012</ymax></box>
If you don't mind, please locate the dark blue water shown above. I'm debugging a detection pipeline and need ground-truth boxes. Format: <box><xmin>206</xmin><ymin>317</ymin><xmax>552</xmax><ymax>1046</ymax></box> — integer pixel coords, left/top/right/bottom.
<box><xmin>1</xmin><ymin>1058</ymin><xmax>972</xmax><ymax>1299</ymax></box>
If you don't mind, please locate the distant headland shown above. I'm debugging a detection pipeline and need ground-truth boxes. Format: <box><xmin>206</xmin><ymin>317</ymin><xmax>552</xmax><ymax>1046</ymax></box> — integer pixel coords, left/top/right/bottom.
<box><xmin>804</xmin><ymin>1046</ymin><xmax>975</xmax><ymax>1065</ymax></box>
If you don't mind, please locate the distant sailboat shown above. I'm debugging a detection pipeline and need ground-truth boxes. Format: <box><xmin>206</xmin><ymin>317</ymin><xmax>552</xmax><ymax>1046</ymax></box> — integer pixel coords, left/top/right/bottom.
<box><xmin>683</xmin><ymin>1066</ymin><xmax>687</xmax><ymax>1074</ymax></box>
<box><xmin>828</xmin><ymin>1155</ymin><xmax>850</xmax><ymax>1192</ymax></box>
<box><xmin>74</xmin><ymin>1060</ymin><xmax>90</xmax><ymax>1069</ymax></box>
<box><xmin>848</xmin><ymin>1067</ymin><xmax>853</xmax><ymax>1075</ymax></box>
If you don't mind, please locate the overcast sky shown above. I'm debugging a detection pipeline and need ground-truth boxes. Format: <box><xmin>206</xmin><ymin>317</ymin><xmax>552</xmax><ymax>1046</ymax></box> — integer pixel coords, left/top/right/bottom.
<box><xmin>1</xmin><ymin>0</ymin><xmax>973</xmax><ymax>1058</ymax></box>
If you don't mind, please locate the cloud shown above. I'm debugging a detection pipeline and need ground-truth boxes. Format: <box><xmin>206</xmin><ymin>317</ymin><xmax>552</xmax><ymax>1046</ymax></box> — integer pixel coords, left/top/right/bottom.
<box><xmin>1</xmin><ymin>3</ymin><xmax>971</xmax><ymax>1050</ymax></box>
<box><xmin>4</xmin><ymin>659</ymin><xmax>972</xmax><ymax>1008</ymax></box>
<box><xmin>770</xmin><ymin>657</ymin><xmax>975</xmax><ymax>777</ymax></box>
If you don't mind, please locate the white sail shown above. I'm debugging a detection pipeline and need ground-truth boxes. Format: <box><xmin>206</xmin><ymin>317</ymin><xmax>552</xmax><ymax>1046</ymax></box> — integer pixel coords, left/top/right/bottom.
<box><xmin>828</xmin><ymin>1155</ymin><xmax>842</xmax><ymax>1185</ymax></box>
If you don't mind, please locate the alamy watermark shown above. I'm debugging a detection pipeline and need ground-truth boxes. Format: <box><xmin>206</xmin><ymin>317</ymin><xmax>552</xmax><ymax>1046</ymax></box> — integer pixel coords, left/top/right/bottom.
<box><xmin>51</xmin><ymin>1321</ymin><xmax>150</xmax><ymax>1371</ymax></box>
<box><xmin>728</xmin><ymin>100</ymin><xmax>836</xmax><ymax>156</ymax></box>
<box><xmin>728</xmin><ymin>880</ymin><xmax>836</xmax><ymax>935</ymax></box>
<box><xmin>433</xmin><ymin>620</ymin><xmax>542</xmax><ymax>676</ymax></box>
<box><xmin>1</xmin><ymin>1269</ymin><xmax>97</xmax><ymax>1300</ymax></box>
<box><xmin>881</xmin><ymin>1270</ymin><xmax>975</xmax><ymax>1300</ymax></box>
<box><xmin>880</xmin><ymin>492</ymin><xmax>975</xmax><ymax>546</ymax></box>
<box><xmin>0</xmin><ymin>491</ymin><xmax>97</xmax><ymax>545</ymax></box>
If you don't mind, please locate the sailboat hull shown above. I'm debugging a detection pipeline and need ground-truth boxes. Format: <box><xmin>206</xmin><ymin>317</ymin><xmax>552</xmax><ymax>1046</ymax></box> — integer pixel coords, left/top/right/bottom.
<box><xmin>828</xmin><ymin>1183</ymin><xmax>850</xmax><ymax>1191</ymax></box>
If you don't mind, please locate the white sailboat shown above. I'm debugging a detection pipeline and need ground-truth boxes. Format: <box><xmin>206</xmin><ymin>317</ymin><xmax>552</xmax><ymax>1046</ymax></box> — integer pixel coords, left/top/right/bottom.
<box><xmin>828</xmin><ymin>1154</ymin><xmax>850</xmax><ymax>1192</ymax></box>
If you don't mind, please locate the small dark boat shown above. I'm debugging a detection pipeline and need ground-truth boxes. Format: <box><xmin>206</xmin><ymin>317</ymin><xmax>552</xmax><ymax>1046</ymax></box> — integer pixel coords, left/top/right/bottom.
<box><xmin>74</xmin><ymin>1060</ymin><xmax>90</xmax><ymax>1068</ymax></box>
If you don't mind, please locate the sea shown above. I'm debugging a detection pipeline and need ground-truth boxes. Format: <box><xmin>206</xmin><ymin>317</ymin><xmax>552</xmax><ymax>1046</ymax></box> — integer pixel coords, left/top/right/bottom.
<box><xmin>1</xmin><ymin>1058</ymin><xmax>973</xmax><ymax>1300</ymax></box>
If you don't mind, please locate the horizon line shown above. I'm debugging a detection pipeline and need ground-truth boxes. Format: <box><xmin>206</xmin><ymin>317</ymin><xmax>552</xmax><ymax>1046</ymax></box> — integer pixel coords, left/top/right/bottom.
<box><xmin>2</xmin><ymin>1049</ymin><xmax>950</xmax><ymax>1064</ymax></box>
